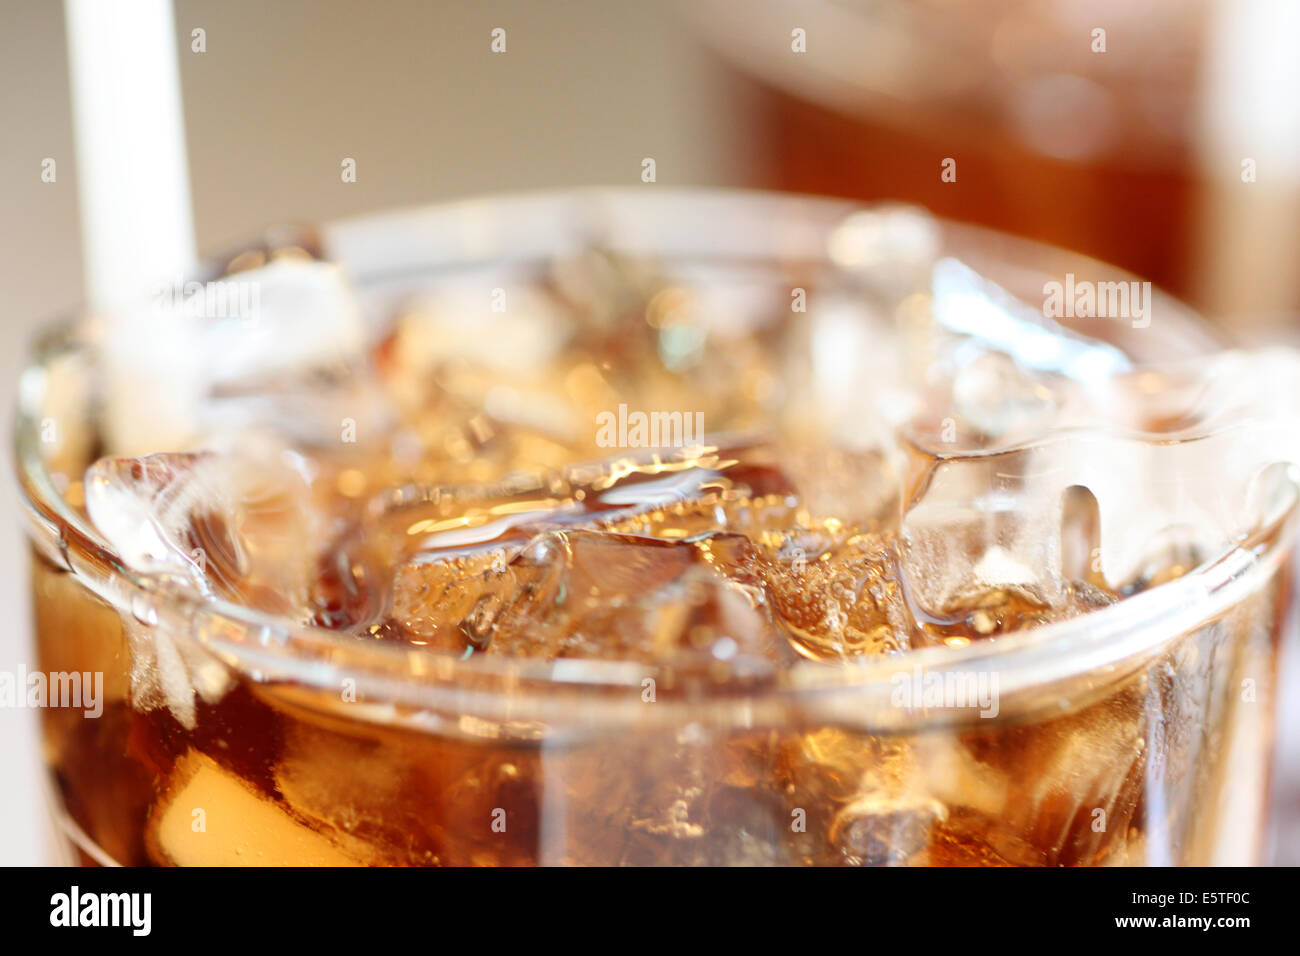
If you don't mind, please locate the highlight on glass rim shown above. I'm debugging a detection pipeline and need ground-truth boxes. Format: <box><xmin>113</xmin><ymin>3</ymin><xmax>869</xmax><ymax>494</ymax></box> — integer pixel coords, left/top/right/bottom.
<box><xmin>3</xmin><ymin>0</ymin><xmax>1300</xmax><ymax>892</ymax></box>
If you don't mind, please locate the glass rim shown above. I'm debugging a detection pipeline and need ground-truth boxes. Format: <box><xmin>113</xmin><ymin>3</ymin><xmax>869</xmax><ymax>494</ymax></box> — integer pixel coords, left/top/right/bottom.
<box><xmin>14</xmin><ymin>187</ymin><xmax>1294</xmax><ymax>732</ymax></box>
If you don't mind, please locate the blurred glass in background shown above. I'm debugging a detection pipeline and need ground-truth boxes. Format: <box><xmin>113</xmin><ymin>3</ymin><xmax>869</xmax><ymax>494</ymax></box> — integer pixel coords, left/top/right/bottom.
<box><xmin>686</xmin><ymin>0</ymin><xmax>1300</xmax><ymax>332</ymax></box>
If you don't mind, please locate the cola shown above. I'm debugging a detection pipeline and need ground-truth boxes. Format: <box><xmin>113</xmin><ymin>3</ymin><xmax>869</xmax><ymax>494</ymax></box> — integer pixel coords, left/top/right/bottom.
<box><xmin>21</xmin><ymin>194</ymin><xmax>1291</xmax><ymax>866</ymax></box>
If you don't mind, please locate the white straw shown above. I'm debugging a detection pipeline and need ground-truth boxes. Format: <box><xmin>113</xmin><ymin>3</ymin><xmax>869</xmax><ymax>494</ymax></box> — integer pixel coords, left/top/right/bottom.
<box><xmin>65</xmin><ymin>0</ymin><xmax>196</xmax><ymax>310</ymax></box>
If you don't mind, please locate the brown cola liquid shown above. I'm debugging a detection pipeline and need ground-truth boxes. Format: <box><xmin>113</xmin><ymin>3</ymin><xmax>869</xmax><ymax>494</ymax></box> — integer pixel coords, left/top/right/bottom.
<box><xmin>31</xmin><ymin>236</ymin><xmax>1288</xmax><ymax>866</ymax></box>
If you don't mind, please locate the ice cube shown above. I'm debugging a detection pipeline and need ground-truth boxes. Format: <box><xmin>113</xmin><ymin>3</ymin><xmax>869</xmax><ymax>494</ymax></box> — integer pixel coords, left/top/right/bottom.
<box><xmin>104</xmin><ymin>258</ymin><xmax>386</xmax><ymax>455</ymax></box>
<box><xmin>148</xmin><ymin>751</ymin><xmax>364</xmax><ymax>866</ymax></box>
<box><xmin>913</xmin><ymin>580</ymin><xmax>1116</xmax><ymax>647</ymax></box>
<box><xmin>957</xmin><ymin>692</ymin><xmax>1147</xmax><ymax>866</ymax></box>
<box><xmin>274</xmin><ymin>720</ymin><xmax>444</xmax><ymax>864</ymax></box>
<box><xmin>779</xmin><ymin>728</ymin><xmax>1016</xmax><ymax>866</ymax></box>
<box><xmin>951</xmin><ymin>351</ymin><xmax>1057</xmax><ymax>441</ymax></box>
<box><xmin>763</xmin><ymin>531</ymin><xmax>909</xmax><ymax>660</ymax></box>
<box><xmin>389</xmin><ymin>528</ymin><xmax>793</xmax><ymax>668</ymax></box>
<box><xmin>198</xmin><ymin>260</ymin><xmax>393</xmax><ymax>448</ymax></box>
<box><xmin>828</xmin><ymin>795</ymin><xmax>948</xmax><ymax>865</ymax></box>
<box><xmin>554</xmin><ymin>729</ymin><xmax>788</xmax><ymax>865</ymax></box>
<box><xmin>929</xmin><ymin>257</ymin><xmax>1131</xmax><ymax>382</ymax></box>
<box><xmin>203</xmin><ymin>259</ymin><xmax>366</xmax><ymax>385</ymax></box>
<box><xmin>84</xmin><ymin>446</ymin><xmax>327</xmax><ymax>726</ymax></box>
<box><xmin>84</xmin><ymin>447</ymin><xmax>323</xmax><ymax>616</ymax></box>
<box><xmin>777</xmin><ymin>728</ymin><xmax>929</xmax><ymax>864</ymax></box>
<box><xmin>373</xmin><ymin>437</ymin><xmax>909</xmax><ymax>663</ymax></box>
<box><xmin>392</xmin><ymin>282</ymin><xmax>567</xmax><ymax>377</ymax></box>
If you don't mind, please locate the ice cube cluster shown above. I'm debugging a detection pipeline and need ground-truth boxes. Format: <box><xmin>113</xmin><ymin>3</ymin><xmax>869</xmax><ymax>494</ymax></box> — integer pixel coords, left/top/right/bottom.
<box><xmin>77</xmin><ymin>209</ymin><xmax>1300</xmax><ymax>730</ymax></box>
